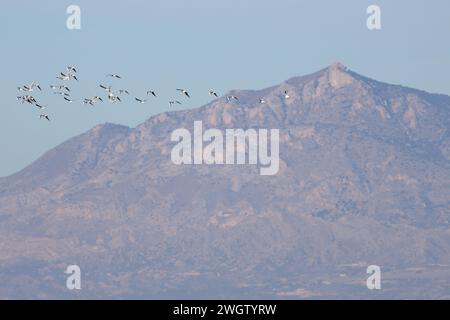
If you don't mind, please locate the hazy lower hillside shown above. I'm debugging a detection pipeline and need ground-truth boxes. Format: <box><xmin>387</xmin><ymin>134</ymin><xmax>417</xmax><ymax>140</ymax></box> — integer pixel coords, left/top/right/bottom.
<box><xmin>1</xmin><ymin>63</ymin><xmax>449</xmax><ymax>299</ymax></box>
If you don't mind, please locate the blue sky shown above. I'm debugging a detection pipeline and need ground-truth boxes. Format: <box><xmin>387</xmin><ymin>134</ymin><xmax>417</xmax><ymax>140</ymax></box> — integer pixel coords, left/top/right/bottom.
<box><xmin>0</xmin><ymin>0</ymin><xmax>449</xmax><ymax>176</ymax></box>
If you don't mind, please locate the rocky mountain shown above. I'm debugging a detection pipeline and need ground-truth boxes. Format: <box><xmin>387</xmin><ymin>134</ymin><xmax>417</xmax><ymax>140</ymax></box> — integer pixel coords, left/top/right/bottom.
<box><xmin>0</xmin><ymin>63</ymin><xmax>449</xmax><ymax>299</ymax></box>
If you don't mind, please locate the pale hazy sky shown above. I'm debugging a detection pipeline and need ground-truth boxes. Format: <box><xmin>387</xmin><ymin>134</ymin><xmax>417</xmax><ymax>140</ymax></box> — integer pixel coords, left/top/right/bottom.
<box><xmin>1</xmin><ymin>0</ymin><xmax>449</xmax><ymax>176</ymax></box>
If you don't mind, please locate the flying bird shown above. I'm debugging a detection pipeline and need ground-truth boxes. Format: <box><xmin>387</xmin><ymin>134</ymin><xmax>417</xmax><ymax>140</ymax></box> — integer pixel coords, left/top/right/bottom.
<box><xmin>226</xmin><ymin>95</ymin><xmax>239</xmax><ymax>102</ymax></box>
<box><xmin>284</xmin><ymin>90</ymin><xmax>290</xmax><ymax>99</ymax></box>
<box><xmin>259</xmin><ymin>98</ymin><xmax>265</xmax><ymax>104</ymax></box>
<box><xmin>39</xmin><ymin>114</ymin><xmax>50</xmax><ymax>121</ymax></box>
<box><xmin>67</xmin><ymin>66</ymin><xmax>77</xmax><ymax>73</ymax></box>
<box><xmin>50</xmin><ymin>85</ymin><xmax>70</xmax><ymax>92</ymax></box>
<box><xmin>16</xmin><ymin>96</ymin><xmax>26</xmax><ymax>103</ymax></box>
<box><xmin>176</xmin><ymin>89</ymin><xmax>191</xmax><ymax>98</ymax></box>
<box><xmin>100</xmin><ymin>84</ymin><xmax>113</xmax><ymax>93</ymax></box>
<box><xmin>17</xmin><ymin>95</ymin><xmax>37</xmax><ymax>104</ymax></box>
<box><xmin>83</xmin><ymin>99</ymin><xmax>93</xmax><ymax>106</ymax></box>
<box><xmin>64</xmin><ymin>97</ymin><xmax>75</xmax><ymax>103</ymax></box>
<box><xmin>107</xmin><ymin>92</ymin><xmax>121</xmax><ymax>103</ymax></box>
<box><xmin>107</xmin><ymin>74</ymin><xmax>122</xmax><ymax>79</ymax></box>
<box><xmin>18</xmin><ymin>82</ymin><xmax>41</xmax><ymax>92</ymax></box>
<box><xmin>147</xmin><ymin>90</ymin><xmax>157</xmax><ymax>97</ymax></box>
<box><xmin>83</xmin><ymin>96</ymin><xmax>103</xmax><ymax>106</ymax></box>
<box><xmin>135</xmin><ymin>98</ymin><xmax>147</xmax><ymax>104</ymax></box>
<box><xmin>169</xmin><ymin>100</ymin><xmax>182</xmax><ymax>107</ymax></box>
<box><xmin>209</xmin><ymin>90</ymin><xmax>219</xmax><ymax>97</ymax></box>
<box><xmin>57</xmin><ymin>72</ymin><xmax>78</xmax><ymax>81</ymax></box>
<box><xmin>118</xmin><ymin>89</ymin><xmax>130</xmax><ymax>95</ymax></box>
<box><xmin>83</xmin><ymin>99</ymin><xmax>95</xmax><ymax>106</ymax></box>
<box><xmin>53</xmin><ymin>92</ymin><xmax>71</xmax><ymax>97</ymax></box>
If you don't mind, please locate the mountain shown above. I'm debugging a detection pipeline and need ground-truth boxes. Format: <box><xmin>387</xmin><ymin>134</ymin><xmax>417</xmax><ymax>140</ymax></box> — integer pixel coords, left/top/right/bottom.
<box><xmin>1</xmin><ymin>63</ymin><xmax>449</xmax><ymax>299</ymax></box>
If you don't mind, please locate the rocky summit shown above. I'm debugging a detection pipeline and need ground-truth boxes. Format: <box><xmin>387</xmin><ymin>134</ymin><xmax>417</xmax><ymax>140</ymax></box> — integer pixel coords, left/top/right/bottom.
<box><xmin>1</xmin><ymin>63</ymin><xmax>450</xmax><ymax>299</ymax></box>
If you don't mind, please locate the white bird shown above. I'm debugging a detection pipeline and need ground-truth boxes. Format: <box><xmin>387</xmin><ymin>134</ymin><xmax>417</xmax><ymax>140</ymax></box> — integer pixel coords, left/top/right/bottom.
<box><xmin>83</xmin><ymin>99</ymin><xmax>94</xmax><ymax>106</ymax></box>
<box><xmin>64</xmin><ymin>97</ymin><xmax>75</xmax><ymax>103</ymax></box>
<box><xmin>176</xmin><ymin>88</ymin><xmax>190</xmax><ymax>98</ymax></box>
<box><xmin>284</xmin><ymin>90</ymin><xmax>290</xmax><ymax>99</ymax></box>
<box><xmin>67</xmin><ymin>66</ymin><xmax>77</xmax><ymax>73</ymax></box>
<box><xmin>18</xmin><ymin>82</ymin><xmax>41</xmax><ymax>92</ymax></box>
<box><xmin>57</xmin><ymin>72</ymin><xmax>78</xmax><ymax>81</ymax></box>
<box><xmin>83</xmin><ymin>96</ymin><xmax>103</xmax><ymax>106</ymax></box>
<box><xmin>17</xmin><ymin>86</ymin><xmax>31</xmax><ymax>92</ymax></box>
<box><xmin>35</xmin><ymin>103</ymin><xmax>47</xmax><ymax>110</ymax></box>
<box><xmin>100</xmin><ymin>84</ymin><xmax>113</xmax><ymax>93</ymax></box>
<box><xmin>107</xmin><ymin>74</ymin><xmax>122</xmax><ymax>79</ymax></box>
<box><xmin>259</xmin><ymin>98</ymin><xmax>265</xmax><ymax>104</ymax></box>
<box><xmin>53</xmin><ymin>92</ymin><xmax>71</xmax><ymax>97</ymax></box>
<box><xmin>17</xmin><ymin>95</ymin><xmax>37</xmax><ymax>104</ymax></box>
<box><xmin>118</xmin><ymin>89</ymin><xmax>130</xmax><ymax>95</ymax></box>
<box><xmin>209</xmin><ymin>90</ymin><xmax>219</xmax><ymax>97</ymax></box>
<box><xmin>226</xmin><ymin>95</ymin><xmax>239</xmax><ymax>102</ymax></box>
<box><xmin>169</xmin><ymin>100</ymin><xmax>182</xmax><ymax>107</ymax></box>
<box><xmin>56</xmin><ymin>74</ymin><xmax>67</xmax><ymax>80</ymax></box>
<box><xmin>135</xmin><ymin>98</ymin><xmax>147</xmax><ymax>104</ymax></box>
<box><xmin>39</xmin><ymin>114</ymin><xmax>50</xmax><ymax>121</ymax></box>
<box><xmin>50</xmin><ymin>85</ymin><xmax>70</xmax><ymax>92</ymax></box>
<box><xmin>107</xmin><ymin>92</ymin><xmax>121</xmax><ymax>103</ymax></box>
<box><xmin>147</xmin><ymin>90</ymin><xmax>157</xmax><ymax>97</ymax></box>
<box><xmin>33</xmin><ymin>82</ymin><xmax>42</xmax><ymax>91</ymax></box>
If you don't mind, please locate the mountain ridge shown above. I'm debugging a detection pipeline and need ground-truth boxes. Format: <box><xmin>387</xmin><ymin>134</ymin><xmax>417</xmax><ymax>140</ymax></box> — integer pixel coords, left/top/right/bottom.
<box><xmin>3</xmin><ymin>61</ymin><xmax>449</xmax><ymax>181</ymax></box>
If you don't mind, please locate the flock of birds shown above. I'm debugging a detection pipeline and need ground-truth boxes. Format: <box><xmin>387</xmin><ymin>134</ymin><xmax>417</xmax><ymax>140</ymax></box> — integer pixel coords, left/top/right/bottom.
<box><xmin>16</xmin><ymin>66</ymin><xmax>291</xmax><ymax>122</ymax></box>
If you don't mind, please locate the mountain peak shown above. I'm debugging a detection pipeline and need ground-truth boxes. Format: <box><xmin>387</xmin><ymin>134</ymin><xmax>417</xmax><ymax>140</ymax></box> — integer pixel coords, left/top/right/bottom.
<box><xmin>318</xmin><ymin>62</ymin><xmax>357</xmax><ymax>89</ymax></box>
<box><xmin>327</xmin><ymin>62</ymin><xmax>348</xmax><ymax>72</ymax></box>
<box><xmin>285</xmin><ymin>62</ymin><xmax>358</xmax><ymax>91</ymax></box>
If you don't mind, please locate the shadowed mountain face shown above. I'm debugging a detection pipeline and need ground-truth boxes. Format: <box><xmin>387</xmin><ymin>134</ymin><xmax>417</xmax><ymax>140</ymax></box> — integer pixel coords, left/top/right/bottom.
<box><xmin>1</xmin><ymin>63</ymin><xmax>450</xmax><ymax>299</ymax></box>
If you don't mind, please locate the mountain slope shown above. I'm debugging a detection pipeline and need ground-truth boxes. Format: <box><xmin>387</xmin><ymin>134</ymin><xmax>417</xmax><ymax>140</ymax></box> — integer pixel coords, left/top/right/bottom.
<box><xmin>0</xmin><ymin>63</ymin><xmax>449</xmax><ymax>299</ymax></box>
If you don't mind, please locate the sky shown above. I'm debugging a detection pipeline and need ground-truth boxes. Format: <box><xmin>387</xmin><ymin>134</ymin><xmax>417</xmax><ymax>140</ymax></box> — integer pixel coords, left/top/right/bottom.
<box><xmin>0</xmin><ymin>0</ymin><xmax>449</xmax><ymax>177</ymax></box>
